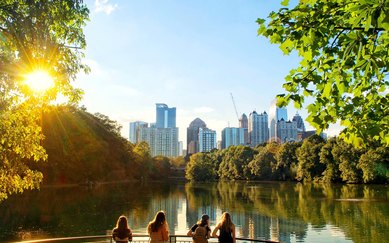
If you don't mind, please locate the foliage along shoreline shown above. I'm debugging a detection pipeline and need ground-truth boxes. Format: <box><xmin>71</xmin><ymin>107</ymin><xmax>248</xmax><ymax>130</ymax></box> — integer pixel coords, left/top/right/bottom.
<box><xmin>185</xmin><ymin>135</ymin><xmax>389</xmax><ymax>184</ymax></box>
<box><xmin>31</xmin><ymin>105</ymin><xmax>184</xmax><ymax>186</ymax></box>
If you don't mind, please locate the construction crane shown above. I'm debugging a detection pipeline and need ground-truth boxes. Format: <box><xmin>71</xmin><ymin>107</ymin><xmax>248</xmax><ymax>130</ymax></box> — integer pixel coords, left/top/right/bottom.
<box><xmin>230</xmin><ymin>93</ymin><xmax>240</xmax><ymax>125</ymax></box>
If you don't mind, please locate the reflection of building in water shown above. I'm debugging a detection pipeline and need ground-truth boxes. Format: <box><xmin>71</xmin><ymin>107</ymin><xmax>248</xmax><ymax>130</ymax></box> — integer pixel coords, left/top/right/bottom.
<box><xmin>277</xmin><ymin>218</ymin><xmax>308</xmax><ymax>243</ymax></box>
<box><xmin>126</xmin><ymin>191</ymin><xmax>185</xmax><ymax>235</ymax></box>
<box><xmin>215</xmin><ymin>209</ymin><xmax>308</xmax><ymax>243</ymax></box>
<box><xmin>126</xmin><ymin>183</ymin><xmax>309</xmax><ymax>241</ymax></box>
<box><xmin>149</xmin><ymin>196</ymin><xmax>179</xmax><ymax>234</ymax></box>
<box><xmin>270</xmin><ymin>217</ymin><xmax>279</xmax><ymax>242</ymax></box>
<box><xmin>186</xmin><ymin>204</ymin><xmax>218</xmax><ymax>228</ymax></box>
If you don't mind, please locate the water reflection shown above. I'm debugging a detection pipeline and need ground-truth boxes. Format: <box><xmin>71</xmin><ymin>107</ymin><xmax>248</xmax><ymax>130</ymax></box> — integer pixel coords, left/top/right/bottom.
<box><xmin>0</xmin><ymin>181</ymin><xmax>388</xmax><ymax>243</ymax></box>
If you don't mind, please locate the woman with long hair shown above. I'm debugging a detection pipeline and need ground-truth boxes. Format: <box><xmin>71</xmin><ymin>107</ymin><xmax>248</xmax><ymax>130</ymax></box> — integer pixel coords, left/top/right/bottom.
<box><xmin>112</xmin><ymin>215</ymin><xmax>132</xmax><ymax>242</ymax></box>
<box><xmin>147</xmin><ymin>211</ymin><xmax>169</xmax><ymax>243</ymax></box>
<box><xmin>211</xmin><ymin>212</ymin><xmax>236</xmax><ymax>243</ymax></box>
<box><xmin>187</xmin><ymin>214</ymin><xmax>211</xmax><ymax>243</ymax></box>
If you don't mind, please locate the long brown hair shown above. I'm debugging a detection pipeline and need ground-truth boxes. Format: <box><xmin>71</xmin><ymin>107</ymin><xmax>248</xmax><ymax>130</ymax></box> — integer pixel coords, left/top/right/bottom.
<box><xmin>197</xmin><ymin>214</ymin><xmax>209</xmax><ymax>227</ymax></box>
<box><xmin>113</xmin><ymin>215</ymin><xmax>131</xmax><ymax>238</ymax></box>
<box><xmin>220</xmin><ymin>212</ymin><xmax>234</xmax><ymax>231</ymax></box>
<box><xmin>148</xmin><ymin>211</ymin><xmax>168</xmax><ymax>233</ymax></box>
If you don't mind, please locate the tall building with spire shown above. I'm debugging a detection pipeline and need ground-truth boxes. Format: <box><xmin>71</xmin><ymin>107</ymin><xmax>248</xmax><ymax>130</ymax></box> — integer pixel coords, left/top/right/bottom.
<box><xmin>292</xmin><ymin>113</ymin><xmax>306</xmax><ymax>141</ymax></box>
<box><xmin>239</xmin><ymin>113</ymin><xmax>249</xmax><ymax>144</ymax></box>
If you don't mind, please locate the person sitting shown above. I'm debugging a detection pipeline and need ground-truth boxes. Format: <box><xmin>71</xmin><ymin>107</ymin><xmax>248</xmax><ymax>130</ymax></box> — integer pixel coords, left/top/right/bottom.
<box><xmin>112</xmin><ymin>215</ymin><xmax>132</xmax><ymax>242</ymax></box>
<box><xmin>147</xmin><ymin>211</ymin><xmax>169</xmax><ymax>243</ymax></box>
<box><xmin>211</xmin><ymin>212</ymin><xmax>236</xmax><ymax>243</ymax></box>
<box><xmin>187</xmin><ymin>214</ymin><xmax>211</xmax><ymax>243</ymax></box>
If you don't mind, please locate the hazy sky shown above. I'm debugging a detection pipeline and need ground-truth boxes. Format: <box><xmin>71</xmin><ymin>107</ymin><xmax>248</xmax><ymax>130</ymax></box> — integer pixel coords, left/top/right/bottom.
<box><xmin>75</xmin><ymin>0</ymin><xmax>341</xmax><ymax>146</ymax></box>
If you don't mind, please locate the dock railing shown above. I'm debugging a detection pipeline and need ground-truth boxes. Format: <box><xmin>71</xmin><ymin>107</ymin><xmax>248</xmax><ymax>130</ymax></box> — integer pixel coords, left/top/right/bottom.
<box><xmin>16</xmin><ymin>234</ymin><xmax>281</xmax><ymax>243</ymax></box>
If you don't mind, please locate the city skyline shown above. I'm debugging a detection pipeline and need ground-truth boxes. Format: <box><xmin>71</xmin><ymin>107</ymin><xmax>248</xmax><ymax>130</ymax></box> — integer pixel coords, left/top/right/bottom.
<box><xmin>74</xmin><ymin>0</ymin><xmax>342</xmax><ymax>147</ymax></box>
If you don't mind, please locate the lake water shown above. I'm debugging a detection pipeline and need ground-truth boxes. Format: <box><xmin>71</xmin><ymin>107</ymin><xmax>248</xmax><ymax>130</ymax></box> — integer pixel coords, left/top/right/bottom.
<box><xmin>0</xmin><ymin>181</ymin><xmax>388</xmax><ymax>243</ymax></box>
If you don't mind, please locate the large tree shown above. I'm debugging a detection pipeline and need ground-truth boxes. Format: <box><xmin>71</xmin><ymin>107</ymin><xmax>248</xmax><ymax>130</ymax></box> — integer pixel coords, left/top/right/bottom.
<box><xmin>0</xmin><ymin>1</ymin><xmax>89</xmax><ymax>201</ymax></box>
<box><xmin>258</xmin><ymin>0</ymin><xmax>389</xmax><ymax>147</ymax></box>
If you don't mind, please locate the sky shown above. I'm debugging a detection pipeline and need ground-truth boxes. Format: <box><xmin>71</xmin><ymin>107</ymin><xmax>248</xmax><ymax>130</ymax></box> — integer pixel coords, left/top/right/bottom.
<box><xmin>75</xmin><ymin>0</ymin><xmax>342</xmax><ymax>147</ymax></box>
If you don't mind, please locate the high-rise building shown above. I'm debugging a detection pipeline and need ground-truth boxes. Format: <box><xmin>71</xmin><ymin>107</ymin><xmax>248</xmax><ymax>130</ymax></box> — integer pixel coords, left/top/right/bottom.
<box><xmin>276</xmin><ymin>118</ymin><xmax>297</xmax><ymax>143</ymax></box>
<box><xmin>269</xmin><ymin>99</ymin><xmax>288</xmax><ymax>142</ymax></box>
<box><xmin>198</xmin><ymin>127</ymin><xmax>217</xmax><ymax>152</ymax></box>
<box><xmin>221</xmin><ymin>127</ymin><xmax>245</xmax><ymax>149</ymax></box>
<box><xmin>139</xmin><ymin>127</ymin><xmax>179</xmax><ymax>157</ymax></box>
<box><xmin>292</xmin><ymin>113</ymin><xmax>306</xmax><ymax>132</ymax></box>
<box><xmin>239</xmin><ymin>113</ymin><xmax>249</xmax><ymax>144</ymax></box>
<box><xmin>137</xmin><ymin>103</ymin><xmax>179</xmax><ymax>157</ymax></box>
<box><xmin>186</xmin><ymin>118</ymin><xmax>207</xmax><ymax>155</ymax></box>
<box><xmin>156</xmin><ymin>103</ymin><xmax>176</xmax><ymax>128</ymax></box>
<box><xmin>248</xmin><ymin>111</ymin><xmax>269</xmax><ymax>146</ymax></box>
<box><xmin>292</xmin><ymin>113</ymin><xmax>305</xmax><ymax>142</ymax></box>
<box><xmin>129</xmin><ymin>121</ymin><xmax>148</xmax><ymax>143</ymax></box>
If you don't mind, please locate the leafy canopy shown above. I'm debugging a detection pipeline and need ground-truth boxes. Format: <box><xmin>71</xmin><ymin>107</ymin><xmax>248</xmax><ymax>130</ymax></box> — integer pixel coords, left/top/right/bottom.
<box><xmin>258</xmin><ymin>0</ymin><xmax>389</xmax><ymax>147</ymax></box>
<box><xmin>0</xmin><ymin>0</ymin><xmax>89</xmax><ymax>201</ymax></box>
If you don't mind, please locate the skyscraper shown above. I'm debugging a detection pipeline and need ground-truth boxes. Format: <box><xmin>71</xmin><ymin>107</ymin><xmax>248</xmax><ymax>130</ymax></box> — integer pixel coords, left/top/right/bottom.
<box><xmin>292</xmin><ymin>113</ymin><xmax>306</xmax><ymax>142</ymax></box>
<box><xmin>239</xmin><ymin>113</ymin><xmax>249</xmax><ymax>144</ymax></box>
<box><xmin>137</xmin><ymin>103</ymin><xmax>179</xmax><ymax>157</ymax></box>
<box><xmin>292</xmin><ymin>113</ymin><xmax>306</xmax><ymax>132</ymax></box>
<box><xmin>269</xmin><ymin>99</ymin><xmax>288</xmax><ymax>142</ymax></box>
<box><xmin>277</xmin><ymin>118</ymin><xmax>297</xmax><ymax>143</ymax></box>
<box><xmin>129</xmin><ymin>121</ymin><xmax>148</xmax><ymax>143</ymax></box>
<box><xmin>139</xmin><ymin>126</ymin><xmax>179</xmax><ymax>157</ymax></box>
<box><xmin>221</xmin><ymin>127</ymin><xmax>245</xmax><ymax>149</ymax></box>
<box><xmin>156</xmin><ymin>103</ymin><xmax>176</xmax><ymax>128</ymax></box>
<box><xmin>186</xmin><ymin>118</ymin><xmax>207</xmax><ymax>155</ymax></box>
<box><xmin>248</xmin><ymin>111</ymin><xmax>269</xmax><ymax>146</ymax></box>
<box><xmin>198</xmin><ymin>127</ymin><xmax>217</xmax><ymax>152</ymax></box>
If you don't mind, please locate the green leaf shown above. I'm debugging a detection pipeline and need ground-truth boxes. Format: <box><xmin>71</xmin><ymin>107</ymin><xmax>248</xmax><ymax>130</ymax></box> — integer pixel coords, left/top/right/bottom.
<box><xmin>256</xmin><ymin>18</ymin><xmax>266</xmax><ymax>25</ymax></box>
<box><xmin>281</xmin><ymin>0</ymin><xmax>289</xmax><ymax>7</ymax></box>
<box><xmin>322</xmin><ymin>82</ymin><xmax>332</xmax><ymax>98</ymax></box>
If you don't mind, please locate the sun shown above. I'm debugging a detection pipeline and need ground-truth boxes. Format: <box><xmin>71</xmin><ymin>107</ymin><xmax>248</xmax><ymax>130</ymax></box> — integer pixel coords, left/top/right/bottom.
<box><xmin>24</xmin><ymin>70</ymin><xmax>54</xmax><ymax>93</ymax></box>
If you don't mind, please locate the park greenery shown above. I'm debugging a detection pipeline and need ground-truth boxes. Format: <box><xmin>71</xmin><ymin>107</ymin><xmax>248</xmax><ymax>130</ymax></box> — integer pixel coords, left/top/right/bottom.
<box><xmin>34</xmin><ymin>106</ymin><xmax>184</xmax><ymax>185</ymax></box>
<box><xmin>257</xmin><ymin>0</ymin><xmax>389</xmax><ymax>147</ymax></box>
<box><xmin>185</xmin><ymin>135</ymin><xmax>389</xmax><ymax>183</ymax></box>
<box><xmin>0</xmin><ymin>1</ymin><xmax>90</xmax><ymax>201</ymax></box>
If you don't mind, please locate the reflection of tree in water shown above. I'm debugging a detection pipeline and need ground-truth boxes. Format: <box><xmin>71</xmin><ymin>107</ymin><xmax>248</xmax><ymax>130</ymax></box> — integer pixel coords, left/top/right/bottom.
<box><xmin>185</xmin><ymin>182</ymin><xmax>389</xmax><ymax>243</ymax></box>
<box><xmin>1</xmin><ymin>181</ymin><xmax>387</xmax><ymax>242</ymax></box>
<box><xmin>0</xmin><ymin>181</ymin><xmax>182</xmax><ymax>241</ymax></box>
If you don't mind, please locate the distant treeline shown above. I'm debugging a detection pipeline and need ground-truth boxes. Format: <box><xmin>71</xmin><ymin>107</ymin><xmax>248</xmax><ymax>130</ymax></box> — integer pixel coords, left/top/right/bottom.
<box><xmin>34</xmin><ymin>106</ymin><xmax>184</xmax><ymax>185</ymax></box>
<box><xmin>185</xmin><ymin>135</ymin><xmax>389</xmax><ymax>183</ymax></box>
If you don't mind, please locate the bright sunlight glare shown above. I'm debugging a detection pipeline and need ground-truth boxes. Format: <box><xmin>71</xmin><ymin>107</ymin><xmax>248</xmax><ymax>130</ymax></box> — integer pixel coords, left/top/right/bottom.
<box><xmin>24</xmin><ymin>70</ymin><xmax>54</xmax><ymax>93</ymax></box>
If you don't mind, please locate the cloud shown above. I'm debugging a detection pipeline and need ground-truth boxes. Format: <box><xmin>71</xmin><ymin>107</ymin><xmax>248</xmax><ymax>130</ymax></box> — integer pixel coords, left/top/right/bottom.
<box><xmin>193</xmin><ymin>106</ymin><xmax>214</xmax><ymax>113</ymax></box>
<box><xmin>93</xmin><ymin>0</ymin><xmax>118</xmax><ymax>15</ymax></box>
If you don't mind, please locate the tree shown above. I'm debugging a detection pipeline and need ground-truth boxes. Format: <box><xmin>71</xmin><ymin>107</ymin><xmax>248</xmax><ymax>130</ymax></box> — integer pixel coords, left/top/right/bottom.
<box><xmin>358</xmin><ymin>146</ymin><xmax>389</xmax><ymax>183</ymax></box>
<box><xmin>332</xmin><ymin>139</ymin><xmax>363</xmax><ymax>183</ymax></box>
<box><xmin>218</xmin><ymin>145</ymin><xmax>255</xmax><ymax>180</ymax></box>
<box><xmin>0</xmin><ymin>1</ymin><xmax>89</xmax><ymax>201</ymax></box>
<box><xmin>151</xmin><ymin>156</ymin><xmax>171</xmax><ymax>179</ymax></box>
<box><xmin>132</xmin><ymin>141</ymin><xmax>153</xmax><ymax>179</ymax></box>
<box><xmin>320</xmin><ymin>137</ymin><xmax>341</xmax><ymax>182</ymax></box>
<box><xmin>276</xmin><ymin>141</ymin><xmax>302</xmax><ymax>180</ymax></box>
<box><xmin>185</xmin><ymin>153</ymin><xmax>217</xmax><ymax>181</ymax></box>
<box><xmin>296</xmin><ymin>135</ymin><xmax>325</xmax><ymax>181</ymax></box>
<box><xmin>258</xmin><ymin>0</ymin><xmax>389</xmax><ymax>147</ymax></box>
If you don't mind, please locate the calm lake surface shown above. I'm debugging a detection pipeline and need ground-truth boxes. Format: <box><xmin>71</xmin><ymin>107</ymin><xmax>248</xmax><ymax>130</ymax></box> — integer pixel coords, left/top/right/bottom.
<box><xmin>0</xmin><ymin>181</ymin><xmax>388</xmax><ymax>243</ymax></box>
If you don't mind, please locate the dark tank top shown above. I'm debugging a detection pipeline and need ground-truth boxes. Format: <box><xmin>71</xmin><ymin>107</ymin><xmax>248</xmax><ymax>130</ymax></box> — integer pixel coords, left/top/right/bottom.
<box><xmin>218</xmin><ymin>228</ymin><xmax>233</xmax><ymax>243</ymax></box>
